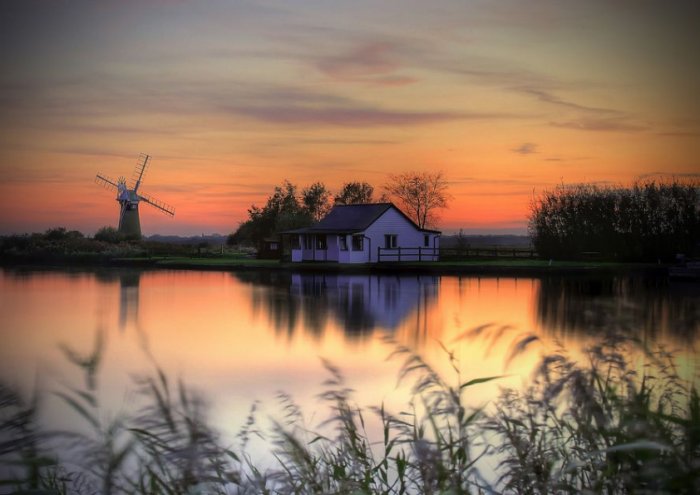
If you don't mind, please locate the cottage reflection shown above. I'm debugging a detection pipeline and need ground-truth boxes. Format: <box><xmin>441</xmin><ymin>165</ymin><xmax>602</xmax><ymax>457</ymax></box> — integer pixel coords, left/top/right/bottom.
<box><xmin>536</xmin><ymin>275</ymin><xmax>699</xmax><ymax>342</ymax></box>
<box><xmin>235</xmin><ymin>272</ymin><xmax>438</xmax><ymax>340</ymax></box>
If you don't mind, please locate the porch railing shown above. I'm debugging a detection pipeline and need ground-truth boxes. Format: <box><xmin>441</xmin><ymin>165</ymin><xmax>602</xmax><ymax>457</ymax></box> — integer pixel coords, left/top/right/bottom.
<box><xmin>377</xmin><ymin>246</ymin><xmax>439</xmax><ymax>262</ymax></box>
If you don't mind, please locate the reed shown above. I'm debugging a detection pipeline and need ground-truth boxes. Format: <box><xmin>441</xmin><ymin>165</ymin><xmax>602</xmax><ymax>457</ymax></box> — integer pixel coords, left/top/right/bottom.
<box><xmin>0</xmin><ymin>329</ymin><xmax>697</xmax><ymax>494</ymax></box>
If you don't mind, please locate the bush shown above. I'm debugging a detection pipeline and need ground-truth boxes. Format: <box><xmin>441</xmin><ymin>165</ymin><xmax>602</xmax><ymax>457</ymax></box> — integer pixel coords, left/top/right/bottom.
<box><xmin>93</xmin><ymin>226</ymin><xmax>126</xmax><ymax>244</ymax></box>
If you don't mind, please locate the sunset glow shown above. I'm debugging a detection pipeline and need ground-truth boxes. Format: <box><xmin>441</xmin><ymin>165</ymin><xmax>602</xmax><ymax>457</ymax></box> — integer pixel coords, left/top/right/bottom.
<box><xmin>1</xmin><ymin>1</ymin><xmax>698</xmax><ymax>235</ymax></box>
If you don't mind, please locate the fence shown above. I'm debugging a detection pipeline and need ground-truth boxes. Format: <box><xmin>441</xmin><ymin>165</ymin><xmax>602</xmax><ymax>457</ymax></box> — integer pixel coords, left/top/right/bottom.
<box><xmin>439</xmin><ymin>247</ymin><xmax>537</xmax><ymax>260</ymax></box>
<box><xmin>377</xmin><ymin>247</ymin><xmax>439</xmax><ymax>262</ymax></box>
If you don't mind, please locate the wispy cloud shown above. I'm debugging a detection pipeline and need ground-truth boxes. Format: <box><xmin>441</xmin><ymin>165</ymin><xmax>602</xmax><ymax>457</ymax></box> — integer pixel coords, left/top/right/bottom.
<box><xmin>229</xmin><ymin>104</ymin><xmax>514</xmax><ymax>127</ymax></box>
<box><xmin>515</xmin><ymin>86</ymin><xmax>619</xmax><ymax>115</ymax></box>
<box><xmin>512</xmin><ymin>142</ymin><xmax>537</xmax><ymax>155</ymax></box>
<box><xmin>656</xmin><ymin>131</ymin><xmax>700</xmax><ymax>137</ymax></box>
<box><xmin>417</xmin><ymin>52</ymin><xmax>648</xmax><ymax>133</ymax></box>
<box><xmin>450</xmin><ymin>176</ymin><xmax>539</xmax><ymax>186</ymax></box>
<box><xmin>550</xmin><ymin>118</ymin><xmax>647</xmax><ymax>132</ymax></box>
<box><xmin>314</xmin><ymin>41</ymin><xmax>417</xmax><ymax>86</ymax></box>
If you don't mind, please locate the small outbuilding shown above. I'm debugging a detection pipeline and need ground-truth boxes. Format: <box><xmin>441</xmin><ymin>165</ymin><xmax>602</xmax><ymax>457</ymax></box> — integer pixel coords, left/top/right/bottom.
<box><xmin>284</xmin><ymin>203</ymin><xmax>440</xmax><ymax>263</ymax></box>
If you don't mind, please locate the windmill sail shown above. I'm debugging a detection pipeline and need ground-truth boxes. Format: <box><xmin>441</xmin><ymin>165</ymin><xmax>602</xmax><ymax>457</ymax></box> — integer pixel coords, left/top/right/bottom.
<box><xmin>95</xmin><ymin>173</ymin><xmax>120</xmax><ymax>190</ymax></box>
<box><xmin>94</xmin><ymin>153</ymin><xmax>175</xmax><ymax>239</ymax></box>
<box><xmin>130</xmin><ymin>153</ymin><xmax>150</xmax><ymax>192</ymax></box>
<box><xmin>139</xmin><ymin>192</ymin><xmax>175</xmax><ymax>217</ymax></box>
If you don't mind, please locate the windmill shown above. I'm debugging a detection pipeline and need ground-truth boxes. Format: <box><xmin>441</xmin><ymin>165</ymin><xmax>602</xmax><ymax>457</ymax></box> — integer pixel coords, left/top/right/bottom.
<box><xmin>95</xmin><ymin>153</ymin><xmax>175</xmax><ymax>239</ymax></box>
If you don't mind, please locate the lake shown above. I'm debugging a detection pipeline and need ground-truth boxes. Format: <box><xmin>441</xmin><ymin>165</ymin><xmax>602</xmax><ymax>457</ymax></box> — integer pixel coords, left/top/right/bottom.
<box><xmin>1</xmin><ymin>267</ymin><xmax>698</xmax><ymax>478</ymax></box>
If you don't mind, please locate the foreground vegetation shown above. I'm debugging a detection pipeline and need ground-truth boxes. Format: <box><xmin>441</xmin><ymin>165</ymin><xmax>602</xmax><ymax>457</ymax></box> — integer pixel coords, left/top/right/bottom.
<box><xmin>1</xmin><ymin>329</ymin><xmax>698</xmax><ymax>494</ymax></box>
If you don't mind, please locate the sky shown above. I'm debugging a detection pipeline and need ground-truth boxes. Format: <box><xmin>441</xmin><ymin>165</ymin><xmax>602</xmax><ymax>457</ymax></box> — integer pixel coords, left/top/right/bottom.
<box><xmin>1</xmin><ymin>0</ymin><xmax>698</xmax><ymax>236</ymax></box>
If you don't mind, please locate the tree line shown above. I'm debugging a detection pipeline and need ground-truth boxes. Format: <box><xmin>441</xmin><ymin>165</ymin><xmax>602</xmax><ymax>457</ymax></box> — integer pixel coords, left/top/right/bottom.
<box><xmin>230</xmin><ymin>172</ymin><xmax>449</xmax><ymax>249</ymax></box>
<box><xmin>529</xmin><ymin>180</ymin><xmax>700</xmax><ymax>261</ymax></box>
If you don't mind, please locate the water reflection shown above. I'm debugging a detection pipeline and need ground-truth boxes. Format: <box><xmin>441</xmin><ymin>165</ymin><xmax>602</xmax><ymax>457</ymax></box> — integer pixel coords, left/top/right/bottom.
<box><xmin>94</xmin><ymin>269</ymin><xmax>142</xmax><ymax>330</ymax></box>
<box><xmin>537</xmin><ymin>275</ymin><xmax>700</xmax><ymax>342</ymax></box>
<box><xmin>234</xmin><ymin>272</ymin><xmax>439</xmax><ymax>340</ymax></box>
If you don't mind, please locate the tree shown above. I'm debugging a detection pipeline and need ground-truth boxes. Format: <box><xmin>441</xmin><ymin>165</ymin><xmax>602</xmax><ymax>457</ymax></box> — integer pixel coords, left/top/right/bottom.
<box><xmin>384</xmin><ymin>171</ymin><xmax>449</xmax><ymax>228</ymax></box>
<box><xmin>231</xmin><ymin>180</ymin><xmax>313</xmax><ymax>249</ymax></box>
<box><xmin>528</xmin><ymin>180</ymin><xmax>700</xmax><ymax>261</ymax></box>
<box><xmin>334</xmin><ymin>182</ymin><xmax>375</xmax><ymax>205</ymax></box>
<box><xmin>302</xmin><ymin>182</ymin><xmax>332</xmax><ymax>222</ymax></box>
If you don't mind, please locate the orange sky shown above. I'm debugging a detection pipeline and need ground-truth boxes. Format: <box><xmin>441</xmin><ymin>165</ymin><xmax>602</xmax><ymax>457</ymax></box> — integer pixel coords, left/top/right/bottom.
<box><xmin>1</xmin><ymin>0</ymin><xmax>698</xmax><ymax>236</ymax></box>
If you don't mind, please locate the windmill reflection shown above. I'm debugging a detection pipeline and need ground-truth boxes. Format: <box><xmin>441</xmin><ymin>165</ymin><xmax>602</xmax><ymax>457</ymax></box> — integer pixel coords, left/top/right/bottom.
<box><xmin>118</xmin><ymin>271</ymin><xmax>140</xmax><ymax>331</ymax></box>
<box><xmin>536</xmin><ymin>275</ymin><xmax>699</xmax><ymax>342</ymax></box>
<box><xmin>95</xmin><ymin>269</ymin><xmax>141</xmax><ymax>331</ymax></box>
<box><xmin>235</xmin><ymin>272</ymin><xmax>438</xmax><ymax>340</ymax></box>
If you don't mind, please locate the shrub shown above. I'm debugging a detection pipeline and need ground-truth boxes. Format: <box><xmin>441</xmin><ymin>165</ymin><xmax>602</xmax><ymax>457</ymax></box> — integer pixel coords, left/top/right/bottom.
<box><xmin>94</xmin><ymin>226</ymin><xmax>126</xmax><ymax>244</ymax></box>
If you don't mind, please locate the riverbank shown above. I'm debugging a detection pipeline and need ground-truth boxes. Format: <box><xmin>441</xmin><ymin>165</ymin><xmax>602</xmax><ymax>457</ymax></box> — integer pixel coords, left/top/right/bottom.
<box><xmin>0</xmin><ymin>253</ymin><xmax>671</xmax><ymax>277</ymax></box>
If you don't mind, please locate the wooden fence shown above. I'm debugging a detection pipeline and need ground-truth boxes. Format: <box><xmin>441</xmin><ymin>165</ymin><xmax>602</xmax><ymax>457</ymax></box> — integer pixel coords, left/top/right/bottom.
<box><xmin>440</xmin><ymin>247</ymin><xmax>537</xmax><ymax>260</ymax></box>
<box><xmin>377</xmin><ymin>247</ymin><xmax>439</xmax><ymax>262</ymax></box>
<box><xmin>377</xmin><ymin>246</ymin><xmax>537</xmax><ymax>262</ymax></box>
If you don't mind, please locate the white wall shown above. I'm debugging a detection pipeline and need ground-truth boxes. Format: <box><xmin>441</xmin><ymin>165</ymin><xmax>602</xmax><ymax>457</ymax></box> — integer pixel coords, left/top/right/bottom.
<box><xmin>364</xmin><ymin>208</ymin><xmax>439</xmax><ymax>262</ymax></box>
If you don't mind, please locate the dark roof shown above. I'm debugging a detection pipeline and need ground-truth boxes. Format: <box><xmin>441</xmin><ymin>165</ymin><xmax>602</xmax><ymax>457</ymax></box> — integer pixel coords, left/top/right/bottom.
<box><xmin>283</xmin><ymin>203</ymin><xmax>441</xmax><ymax>234</ymax></box>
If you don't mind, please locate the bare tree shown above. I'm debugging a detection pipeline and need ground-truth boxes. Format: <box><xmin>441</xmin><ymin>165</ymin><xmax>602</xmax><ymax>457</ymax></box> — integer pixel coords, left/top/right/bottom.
<box><xmin>334</xmin><ymin>181</ymin><xmax>375</xmax><ymax>205</ymax></box>
<box><xmin>384</xmin><ymin>171</ymin><xmax>449</xmax><ymax>228</ymax></box>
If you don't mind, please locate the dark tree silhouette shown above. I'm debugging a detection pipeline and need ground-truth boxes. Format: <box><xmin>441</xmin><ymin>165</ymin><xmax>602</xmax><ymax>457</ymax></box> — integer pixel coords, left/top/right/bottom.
<box><xmin>231</xmin><ymin>180</ymin><xmax>312</xmax><ymax>249</ymax></box>
<box><xmin>334</xmin><ymin>182</ymin><xmax>374</xmax><ymax>205</ymax></box>
<box><xmin>529</xmin><ymin>180</ymin><xmax>700</xmax><ymax>261</ymax></box>
<box><xmin>302</xmin><ymin>182</ymin><xmax>332</xmax><ymax>222</ymax></box>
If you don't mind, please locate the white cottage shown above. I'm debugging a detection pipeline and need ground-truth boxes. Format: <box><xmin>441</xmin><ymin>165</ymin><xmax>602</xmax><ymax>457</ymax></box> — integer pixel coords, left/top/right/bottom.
<box><xmin>284</xmin><ymin>203</ymin><xmax>440</xmax><ymax>263</ymax></box>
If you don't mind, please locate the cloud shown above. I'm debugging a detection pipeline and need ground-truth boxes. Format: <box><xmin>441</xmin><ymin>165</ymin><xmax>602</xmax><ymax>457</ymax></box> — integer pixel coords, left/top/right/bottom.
<box><xmin>314</xmin><ymin>41</ymin><xmax>419</xmax><ymax>87</ymax></box>
<box><xmin>277</xmin><ymin>28</ymin><xmax>426</xmax><ymax>86</ymax></box>
<box><xmin>512</xmin><ymin>142</ymin><xmax>537</xmax><ymax>155</ymax></box>
<box><xmin>295</xmin><ymin>138</ymin><xmax>401</xmax><ymax>145</ymax></box>
<box><xmin>450</xmin><ymin>177</ymin><xmax>542</xmax><ymax>188</ymax></box>
<box><xmin>228</xmin><ymin>104</ymin><xmax>510</xmax><ymax>127</ymax></box>
<box><xmin>317</xmin><ymin>41</ymin><xmax>397</xmax><ymax>77</ymax></box>
<box><xmin>369</xmin><ymin>75</ymin><xmax>418</xmax><ymax>87</ymax></box>
<box><xmin>550</xmin><ymin>118</ymin><xmax>647</xmax><ymax>132</ymax></box>
<box><xmin>656</xmin><ymin>131</ymin><xmax>700</xmax><ymax>137</ymax></box>
<box><xmin>420</xmin><ymin>53</ymin><xmax>646</xmax><ymax>133</ymax></box>
<box><xmin>515</xmin><ymin>86</ymin><xmax>619</xmax><ymax>115</ymax></box>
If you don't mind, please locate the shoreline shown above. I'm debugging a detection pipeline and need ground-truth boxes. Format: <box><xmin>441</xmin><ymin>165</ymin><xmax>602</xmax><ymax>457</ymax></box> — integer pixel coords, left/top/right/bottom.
<box><xmin>0</xmin><ymin>255</ymin><xmax>671</xmax><ymax>278</ymax></box>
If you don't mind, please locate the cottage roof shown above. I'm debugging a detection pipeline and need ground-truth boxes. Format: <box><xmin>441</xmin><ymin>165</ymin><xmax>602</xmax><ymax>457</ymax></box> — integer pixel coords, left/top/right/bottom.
<box><xmin>284</xmin><ymin>203</ymin><xmax>440</xmax><ymax>234</ymax></box>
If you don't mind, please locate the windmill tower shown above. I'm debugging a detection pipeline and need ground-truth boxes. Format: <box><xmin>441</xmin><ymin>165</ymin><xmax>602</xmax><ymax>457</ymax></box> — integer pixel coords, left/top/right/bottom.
<box><xmin>95</xmin><ymin>153</ymin><xmax>175</xmax><ymax>239</ymax></box>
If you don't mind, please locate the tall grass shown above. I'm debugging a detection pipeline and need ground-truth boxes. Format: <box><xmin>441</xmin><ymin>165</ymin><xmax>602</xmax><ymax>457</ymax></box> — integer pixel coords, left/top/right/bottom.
<box><xmin>1</xmin><ymin>329</ymin><xmax>697</xmax><ymax>494</ymax></box>
<box><xmin>487</xmin><ymin>333</ymin><xmax>699</xmax><ymax>493</ymax></box>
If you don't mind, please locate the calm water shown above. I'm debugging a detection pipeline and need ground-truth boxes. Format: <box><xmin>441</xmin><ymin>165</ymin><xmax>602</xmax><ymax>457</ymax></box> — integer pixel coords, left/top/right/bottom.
<box><xmin>1</xmin><ymin>268</ymin><xmax>698</xmax><ymax>455</ymax></box>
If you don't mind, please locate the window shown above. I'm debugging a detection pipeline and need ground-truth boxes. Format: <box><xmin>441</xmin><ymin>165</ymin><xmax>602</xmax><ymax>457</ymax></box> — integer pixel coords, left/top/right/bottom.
<box><xmin>304</xmin><ymin>235</ymin><xmax>313</xmax><ymax>250</ymax></box>
<box><xmin>384</xmin><ymin>234</ymin><xmax>397</xmax><ymax>248</ymax></box>
<box><xmin>339</xmin><ymin>235</ymin><xmax>348</xmax><ymax>251</ymax></box>
<box><xmin>352</xmin><ymin>235</ymin><xmax>364</xmax><ymax>251</ymax></box>
<box><xmin>316</xmin><ymin>235</ymin><xmax>327</xmax><ymax>250</ymax></box>
<box><xmin>424</xmin><ymin>235</ymin><xmax>430</xmax><ymax>247</ymax></box>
